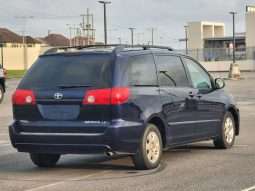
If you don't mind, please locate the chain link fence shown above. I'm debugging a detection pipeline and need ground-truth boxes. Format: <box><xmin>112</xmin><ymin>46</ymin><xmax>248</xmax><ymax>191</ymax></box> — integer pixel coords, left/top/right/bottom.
<box><xmin>177</xmin><ymin>47</ymin><xmax>255</xmax><ymax>76</ymax></box>
<box><xmin>177</xmin><ymin>47</ymin><xmax>255</xmax><ymax>62</ymax></box>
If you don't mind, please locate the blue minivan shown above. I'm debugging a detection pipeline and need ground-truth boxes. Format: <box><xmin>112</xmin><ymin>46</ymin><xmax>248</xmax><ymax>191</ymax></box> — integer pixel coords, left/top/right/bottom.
<box><xmin>9</xmin><ymin>45</ymin><xmax>240</xmax><ymax>170</ymax></box>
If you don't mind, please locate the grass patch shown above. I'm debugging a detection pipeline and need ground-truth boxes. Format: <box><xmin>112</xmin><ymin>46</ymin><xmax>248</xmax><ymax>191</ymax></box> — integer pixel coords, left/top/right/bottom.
<box><xmin>7</xmin><ymin>70</ymin><xmax>27</xmax><ymax>79</ymax></box>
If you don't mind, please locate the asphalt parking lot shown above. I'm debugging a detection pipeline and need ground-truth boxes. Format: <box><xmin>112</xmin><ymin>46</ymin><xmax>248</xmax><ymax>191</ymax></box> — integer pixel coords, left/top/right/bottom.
<box><xmin>0</xmin><ymin>73</ymin><xmax>255</xmax><ymax>191</ymax></box>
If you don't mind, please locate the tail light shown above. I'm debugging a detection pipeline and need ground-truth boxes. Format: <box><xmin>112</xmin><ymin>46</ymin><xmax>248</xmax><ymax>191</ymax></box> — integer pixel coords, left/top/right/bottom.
<box><xmin>83</xmin><ymin>87</ymin><xmax>129</xmax><ymax>105</ymax></box>
<box><xmin>12</xmin><ymin>89</ymin><xmax>36</xmax><ymax>105</ymax></box>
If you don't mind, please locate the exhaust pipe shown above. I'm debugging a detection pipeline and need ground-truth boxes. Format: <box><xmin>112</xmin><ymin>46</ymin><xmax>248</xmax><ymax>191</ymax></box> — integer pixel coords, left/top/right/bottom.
<box><xmin>105</xmin><ymin>151</ymin><xmax>115</xmax><ymax>157</ymax></box>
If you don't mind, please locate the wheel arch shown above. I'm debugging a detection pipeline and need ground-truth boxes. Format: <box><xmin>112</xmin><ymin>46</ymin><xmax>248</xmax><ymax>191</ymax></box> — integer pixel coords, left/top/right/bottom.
<box><xmin>147</xmin><ymin>115</ymin><xmax>167</xmax><ymax>148</ymax></box>
<box><xmin>227</xmin><ymin>106</ymin><xmax>240</xmax><ymax>135</ymax></box>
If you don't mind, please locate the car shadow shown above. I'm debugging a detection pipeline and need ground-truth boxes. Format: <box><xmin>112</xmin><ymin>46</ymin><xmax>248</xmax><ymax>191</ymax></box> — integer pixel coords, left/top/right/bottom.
<box><xmin>0</xmin><ymin>142</ymin><xmax>217</xmax><ymax>178</ymax></box>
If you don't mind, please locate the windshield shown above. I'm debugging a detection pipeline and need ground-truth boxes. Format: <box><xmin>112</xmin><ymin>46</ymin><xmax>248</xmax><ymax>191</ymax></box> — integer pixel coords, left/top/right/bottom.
<box><xmin>18</xmin><ymin>53</ymin><xmax>113</xmax><ymax>89</ymax></box>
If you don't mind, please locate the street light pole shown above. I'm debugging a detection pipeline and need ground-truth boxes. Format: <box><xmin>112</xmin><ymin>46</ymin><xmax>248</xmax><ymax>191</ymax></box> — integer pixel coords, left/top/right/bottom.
<box><xmin>230</xmin><ymin>12</ymin><xmax>237</xmax><ymax>64</ymax></box>
<box><xmin>150</xmin><ymin>28</ymin><xmax>155</xmax><ymax>46</ymax></box>
<box><xmin>129</xmin><ymin>28</ymin><xmax>135</xmax><ymax>46</ymax></box>
<box><xmin>98</xmin><ymin>1</ymin><xmax>111</xmax><ymax>45</ymax></box>
<box><xmin>118</xmin><ymin>37</ymin><xmax>122</xmax><ymax>44</ymax></box>
<box><xmin>184</xmin><ymin>25</ymin><xmax>188</xmax><ymax>55</ymax></box>
<box><xmin>228</xmin><ymin>11</ymin><xmax>240</xmax><ymax>79</ymax></box>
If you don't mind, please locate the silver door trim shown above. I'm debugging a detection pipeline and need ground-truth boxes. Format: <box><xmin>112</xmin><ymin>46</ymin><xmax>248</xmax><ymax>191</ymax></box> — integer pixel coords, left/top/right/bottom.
<box><xmin>168</xmin><ymin>119</ymin><xmax>221</xmax><ymax>126</ymax></box>
<box><xmin>19</xmin><ymin>132</ymin><xmax>104</xmax><ymax>136</ymax></box>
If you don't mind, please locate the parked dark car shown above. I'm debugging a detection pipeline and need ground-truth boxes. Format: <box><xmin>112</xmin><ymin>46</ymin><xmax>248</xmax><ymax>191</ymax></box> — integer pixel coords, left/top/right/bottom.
<box><xmin>0</xmin><ymin>65</ymin><xmax>6</xmax><ymax>104</ymax></box>
<box><xmin>9</xmin><ymin>45</ymin><xmax>240</xmax><ymax>170</ymax></box>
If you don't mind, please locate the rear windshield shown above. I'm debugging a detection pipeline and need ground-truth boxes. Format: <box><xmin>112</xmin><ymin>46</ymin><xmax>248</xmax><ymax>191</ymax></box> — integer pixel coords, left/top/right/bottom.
<box><xmin>19</xmin><ymin>53</ymin><xmax>113</xmax><ymax>89</ymax></box>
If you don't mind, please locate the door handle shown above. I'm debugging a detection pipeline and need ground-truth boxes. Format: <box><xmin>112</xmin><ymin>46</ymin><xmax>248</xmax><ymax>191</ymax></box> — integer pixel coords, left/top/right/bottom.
<box><xmin>188</xmin><ymin>92</ymin><xmax>195</xmax><ymax>98</ymax></box>
<box><xmin>197</xmin><ymin>94</ymin><xmax>202</xmax><ymax>99</ymax></box>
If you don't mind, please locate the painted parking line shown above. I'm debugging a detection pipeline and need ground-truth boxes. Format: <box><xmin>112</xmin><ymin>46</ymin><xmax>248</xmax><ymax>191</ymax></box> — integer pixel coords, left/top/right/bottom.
<box><xmin>24</xmin><ymin>170</ymin><xmax>109</xmax><ymax>191</ymax></box>
<box><xmin>242</xmin><ymin>185</ymin><xmax>255</xmax><ymax>191</ymax></box>
<box><xmin>0</xmin><ymin>143</ymin><xmax>11</xmax><ymax>147</ymax></box>
<box><xmin>234</xmin><ymin>144</ymin><xmax>249</xmax><ymax>147</ymax></box>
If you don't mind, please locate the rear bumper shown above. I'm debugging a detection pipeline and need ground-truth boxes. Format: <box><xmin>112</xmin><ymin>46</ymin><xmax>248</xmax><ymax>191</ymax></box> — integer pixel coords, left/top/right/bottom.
<box><xmin>9</xmin><ymin>119</ymin><xmax>144</xmax><ymax>155</ymax></box>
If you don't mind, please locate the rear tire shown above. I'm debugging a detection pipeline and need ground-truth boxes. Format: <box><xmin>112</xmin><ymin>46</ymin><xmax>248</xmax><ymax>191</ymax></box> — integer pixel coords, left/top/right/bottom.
<box><xmin>0</xmin><ymin>84</ymin><xmax>4</xmax><ymax>104</ymax></box>
<box><xmin>30</xmin><ymin>153</ymin><xmax>60</xmax><ymax>167</ymax></box>
<box><xmin>132</xmin><ymin>123</ymin><xmax>163</xmax><ymax>170</ymax></box>
<box><xmin>214</xmin><ymin>112</ymin><xmax>236</xmax><ymax>149</ymax></box>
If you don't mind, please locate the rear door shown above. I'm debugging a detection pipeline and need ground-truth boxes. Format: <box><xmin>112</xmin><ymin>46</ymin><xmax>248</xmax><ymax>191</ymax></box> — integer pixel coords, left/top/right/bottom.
<box><xmin>15</xmin><ymin>53</ymin><xmax>114</xmax><ymax>124</ymax></box>
<box><xmin>155</xmin><ymin>54</ymin><xmax>198</xmax><ymax>144</ymax></box>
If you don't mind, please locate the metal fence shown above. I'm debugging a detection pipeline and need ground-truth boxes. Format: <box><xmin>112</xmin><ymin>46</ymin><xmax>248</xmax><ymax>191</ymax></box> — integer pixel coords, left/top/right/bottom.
<box><xmin>177</xmin><ymin>47</ymin><xmax>255</xmax><ymax>62</ymax></box>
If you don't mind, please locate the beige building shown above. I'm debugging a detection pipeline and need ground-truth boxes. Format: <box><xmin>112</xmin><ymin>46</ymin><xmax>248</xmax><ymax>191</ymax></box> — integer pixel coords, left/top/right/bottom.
<box><xmin>246</xmin><ymin>5</ymin><xmax>255</xmax><ymax>48</ymax></box>
<box><xmin>187</xmin><ymin>21</ymin><xmax>225</xmax><ymax>50</ymax></box>
<box><xmin>185</xmin><ymin>6</ymin><xmax>255</xmax><ymax>72</ymax></box>
<box><xmin>0</xmin><ymin>28</ymin><xmax>44</xmax><ymax>70</ymax></box>
<box><xmin>188</xmin><ymin>5</ymin><xmax>255</xmax><ymax>50</ymax></box>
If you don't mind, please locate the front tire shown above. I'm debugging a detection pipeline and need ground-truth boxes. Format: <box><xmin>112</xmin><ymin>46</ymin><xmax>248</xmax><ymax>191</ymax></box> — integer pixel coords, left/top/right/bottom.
<box><xmin>214</xmin><ymin>112</ymin><xmax>236</xmax><ymax>149</ymax></box>
<box><xmin>30</xmin><ymin>153</ymin><xmax>61</xmax><ymax>167</ymax></box>
<box><xmin>0</xmin><ymin>84</ymin><xmax>4</xmax><ymax>104</ymax></box>
<box><xmin>132</xmin><ymin>123</ymin><xmax>163</xmax><ymax>170</ymax></box>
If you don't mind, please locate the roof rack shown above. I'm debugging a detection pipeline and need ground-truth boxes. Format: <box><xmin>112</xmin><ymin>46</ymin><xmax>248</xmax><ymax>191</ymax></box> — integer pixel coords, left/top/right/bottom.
<box><xmin>43</xmin><ymin>44</ymin><xmax>174</xmax><ymax>55</ymax></box>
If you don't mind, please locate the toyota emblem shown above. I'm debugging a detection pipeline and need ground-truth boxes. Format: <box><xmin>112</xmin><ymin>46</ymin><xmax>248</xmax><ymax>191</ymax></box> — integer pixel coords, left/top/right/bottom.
<box><xmin>54</xmin><ymin>92</ymin><xmax>63</xmax><ymax>100</ymax></box>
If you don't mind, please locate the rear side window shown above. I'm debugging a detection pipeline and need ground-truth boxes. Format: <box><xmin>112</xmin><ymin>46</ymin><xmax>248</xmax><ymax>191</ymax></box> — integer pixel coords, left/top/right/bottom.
<box><xmin>128</xmin><ymin>54</ymin><xmax>157</xmax><ymax>86</ymax></box>
<box><xmin>19</xmin><ymin>54</ymin><xmax>113</xmax><ymax>89</ymax></box>
<box><xmin>155</xmin><ymin>55</ymin><xmax>189</xmax><ymax>87</ymax></box>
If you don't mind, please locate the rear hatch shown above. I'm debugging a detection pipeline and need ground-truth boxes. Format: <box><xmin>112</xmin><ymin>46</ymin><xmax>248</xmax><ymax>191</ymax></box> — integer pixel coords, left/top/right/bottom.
<box><xmin>13</xmin><ymin>53</ymin><xmax>114</xmax><ymax>125</ymax></box>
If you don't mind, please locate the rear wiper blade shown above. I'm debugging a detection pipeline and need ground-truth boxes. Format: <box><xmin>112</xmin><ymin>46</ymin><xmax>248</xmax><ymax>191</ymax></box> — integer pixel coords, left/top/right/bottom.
<box><xmin>57</xmin><ymin>84</ymin><xmax>92</xmax><ymax>89</ymax></box>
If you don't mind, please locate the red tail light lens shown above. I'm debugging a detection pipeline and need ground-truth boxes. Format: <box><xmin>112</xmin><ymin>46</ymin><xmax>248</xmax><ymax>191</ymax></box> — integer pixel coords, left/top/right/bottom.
<box><xmin>83</xmin><ymin>87</ymin><xmax>129</xmax><ymax>105</ymax></box>
<box><xmin>111</xmin><ymin>87</ymin><xmax>130</xmax><ymax>105</ymax></box>
<box><xmin>12</xmin><ymin>89</ymin><xmax>36</xmax><ymax>105</ymax></box>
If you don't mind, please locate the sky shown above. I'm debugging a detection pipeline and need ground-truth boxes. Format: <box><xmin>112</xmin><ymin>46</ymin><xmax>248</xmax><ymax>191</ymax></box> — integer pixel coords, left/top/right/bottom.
<box><xmin>0</xmin><ymin>0</ymin><xmax>254</xmax><ymax>49</ymax></box>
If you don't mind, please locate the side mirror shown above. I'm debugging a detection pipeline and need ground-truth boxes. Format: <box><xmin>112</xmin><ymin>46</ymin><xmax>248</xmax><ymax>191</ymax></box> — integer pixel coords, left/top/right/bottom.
<box><xmin>215</xmin><ymin>78</ymin><xmax>225</xmax><ymax>89</ymax></box>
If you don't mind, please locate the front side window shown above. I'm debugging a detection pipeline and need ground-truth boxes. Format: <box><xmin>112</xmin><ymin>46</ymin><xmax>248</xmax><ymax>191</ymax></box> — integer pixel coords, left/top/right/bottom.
<box><xmin>155</xmin><ymin>55</ymin><xmax>189</xmax><ymax>87</ymax></box>
<box><xmin>128</xmin><ymin>54</ymin><xmax>157</xmax><ymax>86</ymax></box>
<box><xmin>183</xmin><ymin>57</ymin><xmax>212</xmax><ymax>90</ymax></box>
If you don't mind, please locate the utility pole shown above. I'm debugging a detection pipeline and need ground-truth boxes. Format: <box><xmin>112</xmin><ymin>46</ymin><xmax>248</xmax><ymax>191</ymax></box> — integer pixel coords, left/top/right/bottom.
<box><xmin>98</xmin><ymin>1</ymin><xmax>111</xmax><ymax>45</ymax></box>
<box><xmin>76</xmin><ymin>27</ymin><xmax>82</xmax><ymax>46</ymax></box>
<box><xmin>66</xmin><ymin>24</ymin><xmax>73</xmax><ymax>46</ymax></box>
<box><xmin>81</xmin><ymin>8</ymin><xmax>95</xmax><ymax>45</ymax></box>
<box><xmin>15</xmin><ymin>16</ymin><xmax>34</xmax><ymax>70</ymax></box>
<box><xmin>129</xmin><ymin>27</ymin><xmax>135</xmax><ymax>46</ymax></box>
<box><xmin>228</xmin><ymin>11</ymin><xmax>240</xmax><ymax>79</ymax></box>
<box><xmin>73</xmin><ymin>24</ymin><xmax>79</xmax><ymax>46</ymax></box>
<box><xmin>184</xmin><ymin>25</ymin><xmax>188</xmax><ymax>55</ymax></box>
<box><xmin>150</xmin><ymin>28</ymin><xmax>155</xmax><ymax>46</ymax></box>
